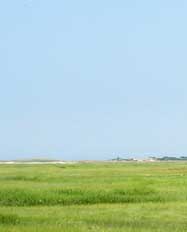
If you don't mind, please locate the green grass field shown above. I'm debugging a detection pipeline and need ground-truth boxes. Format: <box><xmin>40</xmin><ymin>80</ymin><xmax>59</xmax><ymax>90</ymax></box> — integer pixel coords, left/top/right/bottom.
<box><xmin>0</xmin><ymin>162</ymin><xmax>187</xmax><ymax>231</ymax></box>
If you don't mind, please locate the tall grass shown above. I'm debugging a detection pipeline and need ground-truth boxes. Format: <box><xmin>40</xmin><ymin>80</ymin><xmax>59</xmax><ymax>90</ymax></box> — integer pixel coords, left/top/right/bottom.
<box><xmin>0</xmin><ymin>162</ymin><xmax>187</xmax><ymax>206</ymax></box>
<box><xmin>0</xmin><ymin>162</ymin><xmax>187</xmax><ymax>231</ymax></box>
<box><xmin>0</xmin><ymin>214</ymin><xmax>20</xmax><ymax>225</ymax></box>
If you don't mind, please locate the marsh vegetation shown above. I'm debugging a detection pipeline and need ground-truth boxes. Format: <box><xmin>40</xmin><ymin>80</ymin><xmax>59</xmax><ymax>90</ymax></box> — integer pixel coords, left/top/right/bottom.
<box><xmin>0</xmin><ymin>162</ymin><xmax>187</xmax><ymax>231</ymax></box>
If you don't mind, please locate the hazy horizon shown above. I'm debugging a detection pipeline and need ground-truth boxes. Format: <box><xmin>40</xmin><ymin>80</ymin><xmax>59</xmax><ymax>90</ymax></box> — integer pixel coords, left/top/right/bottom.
<box><xmin>1</xmin><ymin>0</ymin><xmax>187</xmax><ymax>160</ymax></box>
<box><xmin>0</xmin><ymin>153</ymin><xmax>186</xmax><ymax>161</ymax></box>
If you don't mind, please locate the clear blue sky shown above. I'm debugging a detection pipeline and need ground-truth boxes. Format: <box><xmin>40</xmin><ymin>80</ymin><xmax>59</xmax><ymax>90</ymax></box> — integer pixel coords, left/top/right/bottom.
<box><xmin>0</xmin><ymin>0</ymin><xmax>187</xmax><ymax>160</ymax></box>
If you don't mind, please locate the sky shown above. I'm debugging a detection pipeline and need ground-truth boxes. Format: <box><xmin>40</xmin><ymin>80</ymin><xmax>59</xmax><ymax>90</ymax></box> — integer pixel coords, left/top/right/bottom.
<box><xmin>0</xmin><ymin>0</ymin><xmax>187</xmax><ymax>160</ymax></box>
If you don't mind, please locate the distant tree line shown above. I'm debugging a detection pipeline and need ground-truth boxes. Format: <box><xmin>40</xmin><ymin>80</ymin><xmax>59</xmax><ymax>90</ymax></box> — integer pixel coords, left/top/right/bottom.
<box><xmin>153</xmin><ymin>156</ymin><xmax>187</xmax><ymax>161</ymax></box>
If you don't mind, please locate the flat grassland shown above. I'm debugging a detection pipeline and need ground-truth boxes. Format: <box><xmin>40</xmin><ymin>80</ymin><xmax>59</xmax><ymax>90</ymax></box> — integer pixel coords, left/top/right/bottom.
<box><xmin>0</xmin><ymin>162</ymin><xmax>187</xmax><ymax>231</ymax></box>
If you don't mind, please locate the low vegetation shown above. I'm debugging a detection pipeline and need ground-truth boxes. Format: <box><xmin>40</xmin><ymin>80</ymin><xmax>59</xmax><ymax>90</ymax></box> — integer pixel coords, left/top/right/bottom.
<box><xmin>0</xmin><ymin>162</ymin><xmax>187</xmax><ymax>231</ymax></box>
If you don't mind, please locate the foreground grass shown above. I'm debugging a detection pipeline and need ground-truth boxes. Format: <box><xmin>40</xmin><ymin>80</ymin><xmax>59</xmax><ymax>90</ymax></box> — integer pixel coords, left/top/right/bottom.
<box><xmin>0</xmin><ymin>162</ymin><xmax>187</xmax><ymax>231</ymax></box>
<box><xmin>1</xmin><ymin>203</ymin><xmax>187</xmax><ymax>232</ymax></box>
